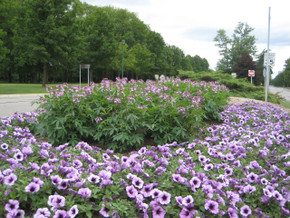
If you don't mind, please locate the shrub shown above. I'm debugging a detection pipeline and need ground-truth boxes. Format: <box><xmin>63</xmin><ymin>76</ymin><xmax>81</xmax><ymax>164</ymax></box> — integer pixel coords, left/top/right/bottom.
<box><xmin>178</xmin><ymin>70</ymin><xmax>282</xmax><ymax>104</ymax></box>
<box><xmin>33</xmin><ymin>78</ymin><xmax>229</xmax><ymax>151</ymax></box>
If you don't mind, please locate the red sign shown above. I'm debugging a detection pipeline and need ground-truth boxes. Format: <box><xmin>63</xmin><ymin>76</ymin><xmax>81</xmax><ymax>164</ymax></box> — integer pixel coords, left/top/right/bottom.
<box><xmin>248</xmin><ymin>70</ymin><xmax>255</xmax><ymax>77</ymax></box>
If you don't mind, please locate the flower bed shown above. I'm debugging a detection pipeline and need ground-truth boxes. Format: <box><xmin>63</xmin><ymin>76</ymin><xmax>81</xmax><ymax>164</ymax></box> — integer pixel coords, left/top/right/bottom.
<box><xmin>33</xmin><ymin>78</ymin><xmax>229</xmax><ymax>151</ymax></box>
<box><xmin>0</xmin><ymin>101</ymin><xmax>289</xmax><ymax>217</ymax></box>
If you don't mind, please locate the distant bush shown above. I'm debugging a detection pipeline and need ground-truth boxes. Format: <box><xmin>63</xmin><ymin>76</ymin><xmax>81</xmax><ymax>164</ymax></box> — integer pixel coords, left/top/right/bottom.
<box><xmin>33</xmin><ymin>78</ymin><xmax>229</xmax><ymax>151</ymax></box>
<box><xmin>178</xmin><ymin>70</ymin><xmax>282</xmax><ymax>104</ymax></box>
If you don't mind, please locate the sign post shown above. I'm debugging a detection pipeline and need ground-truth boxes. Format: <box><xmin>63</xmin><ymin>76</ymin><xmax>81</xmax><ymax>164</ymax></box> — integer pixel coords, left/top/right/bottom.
<box><xmin>79</xmin><ymin>64</ymin><xmax>90</xmax><ymax>88</ymax></box>
<box><xmin>248</xmin><ymin>70</ymin><xmax>255</xmax><ymax>84</ymax></box>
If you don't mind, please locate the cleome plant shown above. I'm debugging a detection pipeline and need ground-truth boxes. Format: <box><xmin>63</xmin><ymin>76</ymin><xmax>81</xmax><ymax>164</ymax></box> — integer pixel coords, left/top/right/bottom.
<box><xmin>32</xmin><ymin>77</ymin><xmax>230</xmax><ymax>151</ymax></box>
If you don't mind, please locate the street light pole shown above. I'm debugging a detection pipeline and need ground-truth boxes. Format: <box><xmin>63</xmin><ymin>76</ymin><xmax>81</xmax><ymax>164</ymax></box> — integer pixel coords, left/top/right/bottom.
<box><xmin>265</xmin><ymin>7</ymin><xmax>271</xmax><ymax>103</ymax></box>
<box><xmin>121</xmin><ymin>40</ymin><xmax>125</xmax><ymax>78</ymax></box>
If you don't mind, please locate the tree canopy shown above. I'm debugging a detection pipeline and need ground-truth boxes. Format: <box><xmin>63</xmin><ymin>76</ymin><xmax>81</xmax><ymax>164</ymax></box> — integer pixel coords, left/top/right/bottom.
<box><xmin>0</xmin><ymin>1</ymin><xmax>209</xmax><ymax>84</ymax></box>
<box><xmin>271</xmin><ymin>58</ymin><xmax>290</xmax><ymax>87</ymax></box>
<box><xmin>214</xmin><ymin>22</ymin><xmax>257</xmax><ymax>74</ymax></box>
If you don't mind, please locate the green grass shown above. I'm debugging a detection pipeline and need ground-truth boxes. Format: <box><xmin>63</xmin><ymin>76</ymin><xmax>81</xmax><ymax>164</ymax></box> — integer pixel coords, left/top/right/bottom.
<box><xmin>281</xmin><ymin>100</ymin><xmax>290</xmax><ymax>108</ymax></box>
<box><xmin>0</xmin><ymin>83</ymin><xmax>83</xmax><ymax>95</ymax></box>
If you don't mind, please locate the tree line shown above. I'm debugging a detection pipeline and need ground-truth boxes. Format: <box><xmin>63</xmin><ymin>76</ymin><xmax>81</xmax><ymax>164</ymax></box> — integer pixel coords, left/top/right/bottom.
<box><xmin>0</xmin><ymin>0</ymin><xmax>209</xmax><ymax>85</ymax></box>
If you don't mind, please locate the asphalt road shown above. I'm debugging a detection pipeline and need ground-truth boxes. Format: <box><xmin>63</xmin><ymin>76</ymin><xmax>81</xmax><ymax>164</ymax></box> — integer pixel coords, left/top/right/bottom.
<box><xmin>0</xmin><ymin>94</ymin><xmax>44</xmax><ymax>118</ymax></box>
<box><xmin>269</xmin><ymin>85</ymin><xmax>290</xmax><ymax>103</ymax></box>
<box><xmin>0</xmin><ymin>86</ymin><xmax>289</xmax><ymax>118</ymax></box>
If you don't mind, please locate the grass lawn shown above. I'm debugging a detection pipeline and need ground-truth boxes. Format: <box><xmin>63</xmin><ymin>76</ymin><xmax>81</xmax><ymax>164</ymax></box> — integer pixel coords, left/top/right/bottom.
<box><xmin>0</xmin><ymin>83</ymin><xmax>83</xmax><ymax>95</ymax></box>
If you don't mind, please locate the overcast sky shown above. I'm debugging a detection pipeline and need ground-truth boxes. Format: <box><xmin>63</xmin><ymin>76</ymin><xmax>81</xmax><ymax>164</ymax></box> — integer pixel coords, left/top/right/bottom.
<box><xmin>81</xmin><ymin>0</ymin><xmax>290</xmax><ymax>77</ymax></box>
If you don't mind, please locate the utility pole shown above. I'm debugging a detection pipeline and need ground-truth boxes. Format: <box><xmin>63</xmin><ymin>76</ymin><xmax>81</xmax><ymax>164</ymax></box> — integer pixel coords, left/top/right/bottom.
<box><xmin>265</xmin><ymin>7</ymin><xmax>271</xmax><ymax>103</ymax></box>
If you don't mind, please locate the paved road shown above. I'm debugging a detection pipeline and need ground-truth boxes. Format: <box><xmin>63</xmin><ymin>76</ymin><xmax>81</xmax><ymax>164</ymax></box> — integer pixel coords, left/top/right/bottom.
<box><xmin>0</xmin><ymin>94</ymin><xmax>44</xmax><ymax>118</ymax></box>
<box><xmin>269</xmin><ymin>86</ymin><xmax>290</xmax><ymax>102</ymax></box>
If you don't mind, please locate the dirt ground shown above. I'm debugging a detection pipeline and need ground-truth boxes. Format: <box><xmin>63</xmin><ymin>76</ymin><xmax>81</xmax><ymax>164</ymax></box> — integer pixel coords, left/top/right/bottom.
<box><xmin>228</xmin><ymin>97</ymin><xmax>290</xmax><ymax>114</ymax></box>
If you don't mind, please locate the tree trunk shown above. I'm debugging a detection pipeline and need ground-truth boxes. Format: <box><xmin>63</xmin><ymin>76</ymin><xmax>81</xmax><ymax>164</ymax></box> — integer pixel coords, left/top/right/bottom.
<box><xmin>42</xmin><ymin>63</ymin><xmax>48</xmax><ymax>87</ymax></box>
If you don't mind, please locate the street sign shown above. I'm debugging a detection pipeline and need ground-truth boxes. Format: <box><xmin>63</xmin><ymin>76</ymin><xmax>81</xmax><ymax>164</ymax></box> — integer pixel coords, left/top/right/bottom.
<box><xmin>264</xmin><ymin>53</ymin><xmax>275</xmax><ymax>67</ymax></box>
<box><xmin>248</xmin><ymin>70</ymin><xmax>255</xmax><ymax>77</ymax></box>
<box><xmin>81</xmin><ymin>64</ymin><xmax>90</xmax><ymax>69</ymax></box>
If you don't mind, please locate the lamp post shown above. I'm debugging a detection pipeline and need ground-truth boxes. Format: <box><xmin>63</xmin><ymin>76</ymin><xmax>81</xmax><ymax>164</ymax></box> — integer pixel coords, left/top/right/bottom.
<box><xmin>265</xmin><ymin>7</ymin><xmax>271</xmax><ymax>103</ymax></box>
<box><xmin>121</xmin><ymin>40</ymin><xmax>125</xmax><ymax>78</ymax></box>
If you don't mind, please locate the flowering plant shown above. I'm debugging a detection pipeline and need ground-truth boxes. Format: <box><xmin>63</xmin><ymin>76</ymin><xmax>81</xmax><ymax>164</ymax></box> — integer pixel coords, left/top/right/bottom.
<box><xmin>33</xmin><ymin>78</ymin><xmax>229</xmax><ymax>151</ymax></box>
<box><xmin>0</xmin><ymin>101</ymin><xmax>289</xmax><ymax>217</ymax></box>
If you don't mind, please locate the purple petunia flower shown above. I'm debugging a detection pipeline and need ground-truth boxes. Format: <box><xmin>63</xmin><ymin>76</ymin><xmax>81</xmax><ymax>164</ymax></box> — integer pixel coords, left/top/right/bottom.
<box><xmin>175</xmin><ymin>196</ymin><xmax>183</xmax><ymax>206</ymax></box>
<box><xmin>25</xmin><ymin>182</ymin><xmax>40</xmax><ymax>194</ymax></box>
<box><xmin>141</xmin><ymin>184</ymin><xmax>154</xmax><ymax>197</ymax></box>
<box><xmin>132</xmin><ymin>176</ymin><xmax>144</xmax><ymax>189</ymax></box>
<box><xmin>263</xmin><ymin>188</ymin><xmax>273</xmax><ymax>197</ymax></box>
<box><xmin>72</xmin><ymin>159</ymin><xmax>83</xmax><ymax>168</ymax></box>
<box><xmin>78</xmin><ymin>187</ymin><xmax>92</xmax><ymax>198</ymax></box>
<box><xmin>34</xmin><ymin>208</ymin><xmax>51</xmax><ymax>217</ymax></box>
<box><xmin>243</xmin><ymin>184</ymin><xmax>256</xmax><ymax>194</ymax></box>
<box><xmin>1</xmin><ymin>143</ymin><xmax>9</xmax><ymax>150</ymax></box>
<box><xmin>14</xmin><ymin>152</ymin><xmax>24</xmax><ymax>161</ymax></box>
<box><xmin>179</xmin><ymin>207</ymin><xmax>197</xmax><ymax>218</ymax></box>
<box><xmin>138</xmin><ymin>147</ymin><xmax>147</xmax><ymax>155</ymax></box>
<box><xmin>225</xmin><ymin>167</ymin><xmax>233</xmax><ymax>176</ymax></box>
<box><xmin>158</xmin><ymin>191</ymin><xmax>171</xmax><ymax>205</ymax></box>
<box><xmin>88</xmin><ymin>173</ymin><xmax>100</xmax><ymax>184</ymax></box>
<box><xmin>98</xmin><ymin>170</ymin><xmax>112</xmax><ymax>180</ymax></box>
<box><xmin>247</xmin><ymin>172</ymin><xmax>258</xmax><ymax>183</ymax></box>
<box><xmin>33</xmin><ymin>177</ymin><xmax>44</xmax><ymax>188</ymax></box>
<box><xmin>228</xmin><ymin>207</ymin><xmax>238</xmax><ymax>218</ymax></box>
<box><xmin>182</xmin><ymin>195</ymin><xmax>194</xmax><ymax>206</ymax></box>
<box><xmin>260</xmin><ymin>178</ymin><xmax>269</xmax><ymax>186</ymax></box>
<box><xmin>152</xmin><ymin>206</ymin><xmax>166</xmax><ymax>218</ymax></box>
<box><xmin>51</xmin><ymin>175</ymin><xmax>62</xmax><ymax>185</ymax></box>
<box><xmin>198</xmin><ymin>155</ymin><xmax>207</xmax><ymax>163</ymax></box>
<box><xmin>205</xmin><ymin>199</ymin><xmax>219</xmax><ymax>214</ymax></box>
<box><xmin>99</xmin><ymin>205</ymin><xmax>110</xmax><ymax>217</ymax></box>
<box><xmin>68</xmin><ymin>205</ymin><xmax>78</xmax><ymax>218</ymax></box>
<box><xmin>126</xmin><ymin>185</ymin><xmax>138</xmax><ymax>198</ymax></box>
<box><xmin>204</xmin><ymin>163</ymin><xmax>214</xmax><ymax>171</ymax></box>
<box><xmin>57</xmin><ymin>179</ymin><xmax>69</xmax><ymax>190</ymax></box>
<box><xmin>48</xmin><ymin>194</ymin><xmax>66</xmax><ymax>208</ymax></box>
<box><xmin>53</xmin><ymin>210</ymin><xmax>68</xmax><ymax>218</ymax></box>
<box><xmin>5</xmin><ymin>199</ymin><xmax>19</xmax><ymax>212</ymax></box>
<box><xmin>6</xmin><ymin>209</ymin><xmax>25</xmax><ymax>218</ymax></box>
<box><xmin>151</xmin><ymin>188</ymin><xmax>161</xmax><ymax>199</ymax></box>
<box><xmin>172</xmin><ymin>174</ymin><xmax>185</xmax><ymax>183</ymax></box>
<box><xmin>240</xmin><ymin>205</ymin><xmax>252</xmax><ymax>217</ymax></box>
<box><xmin>189</xmin><ymin>176</ymin><xmax>201</xmax><ymax>189</ymax></box>
<box><xmin>227</xmin><ymin>191</ymin><xmax>241</xmax><ymax>206</ymax></box>
<box><xmin>273</xmin><ymin>190</ymin><xmax>283</xmax><ymax>201</ymax></box>
<box><xmin>4</xmin><ymin>173</ymin><xmax>17</xmax><ymax>186</ymax></box>
<box><xmin>202</xmin><ymin>184</ymin><xmax>214</xmax><ymax>198</ymax></box>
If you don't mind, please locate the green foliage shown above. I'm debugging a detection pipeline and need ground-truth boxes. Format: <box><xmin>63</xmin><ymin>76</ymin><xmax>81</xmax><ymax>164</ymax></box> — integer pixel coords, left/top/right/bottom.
<box><xmin>178</xmin><ymin>70</ymin><xmax>282</xmax><ymax>104</ymax></box>
<box><xmin>272</xmin><ymin>58</ymin><xmax>290</xmax><ymax>87</ymax></box>
<box><xmin>0</xmin><ymin>1</ymin><xmax>209</xmax><ymax>83</ymax></box>
<box><xmin>33</xmin><ymin>79</ymin><xmax>229</xmax><ymax>151</ymax></box>
<box><xmin>214</xmin><ymin>22</ymin><xmax>257</xmax><ymax>73</ymax></box>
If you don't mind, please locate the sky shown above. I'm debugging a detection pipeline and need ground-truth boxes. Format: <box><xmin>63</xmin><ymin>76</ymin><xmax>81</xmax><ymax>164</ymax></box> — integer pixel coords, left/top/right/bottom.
<box><xmin>81</xmin><ymin>0</ymin><xmax>290</xmax><ymax>77</ymax></box>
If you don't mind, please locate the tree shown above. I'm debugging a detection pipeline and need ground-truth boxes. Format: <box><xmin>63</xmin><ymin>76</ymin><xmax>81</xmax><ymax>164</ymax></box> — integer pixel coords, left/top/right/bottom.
<box><xmin>214</xmin><ymin>22</ymin><xmax>257</xmax><ymax>73</ymax></box>
<box><xmin>271</xmin><ymin>58</ymin><xmax>290</xmax><ymax>87</ymax></box>
<box><xmin>282</xmin><ymin>58</ymin><xmax>290</xmax><ymax>87</ymax></box>
<box><xmin>233</xmin><ymin>52</ymin><xmax>256</xmax><ymax>80</ymax></box>
<box><xmin>111</xmin><ymin>41</ymin><xmax>135</xmax><ymax>78</ymax></box>
<box><xmin>131</xmin><ymin>43</ymin><xmax>154</xmax><ymax>79</ymax></box>
<box><xmin>13</xmin><ymin>0</ymin><xmax>79</xmax><ymax>86</ymax></box>
<box><xmin>214</xmin><ymin>29</ymin><xmax>232</xmax><ymax>73</ymax></box>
